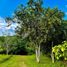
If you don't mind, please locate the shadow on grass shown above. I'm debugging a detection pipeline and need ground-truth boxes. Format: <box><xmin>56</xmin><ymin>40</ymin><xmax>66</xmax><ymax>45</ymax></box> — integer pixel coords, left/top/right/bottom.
<box><xmin>0</xmin><ymin>55</ymin><xmax>13</xmax><ymax>64</ymax></box>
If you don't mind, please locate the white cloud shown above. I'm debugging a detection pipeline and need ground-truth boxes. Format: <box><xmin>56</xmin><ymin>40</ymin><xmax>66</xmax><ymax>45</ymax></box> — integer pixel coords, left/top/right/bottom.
<box><xmin>5</xmin><ymin>23</ymin><xmax>18</xmax><ymax>30</ymax></box>
<box><xmin>0</xmin><ymin>23</ymin><xmax>6</xmax><ymax>26</ymax></box>
<box><xmin>0</xmin><ymin>17</ymin><xmax>6</xmax><ymax>28</ymax></box>
<box><xmin>6</xmin><ymin>26</ymin><xmax>11</xmax><ymax>30</ymax></box>
<box><xmin>0</xmin><ymin>17</ymin><xmax>5</xmax><ymax>23</ymax></box>
<box><xmin>0</xmin><ymin>16</ymin><xmax>17</xmax><ymax>36</ymax></box>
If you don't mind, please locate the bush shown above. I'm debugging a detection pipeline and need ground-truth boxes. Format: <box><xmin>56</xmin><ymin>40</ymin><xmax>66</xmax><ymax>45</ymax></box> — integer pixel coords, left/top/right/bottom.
<box><xmin>52</xmin><ymin>41</ymin><xmax>67</xmax><ymax>60</ymax></box>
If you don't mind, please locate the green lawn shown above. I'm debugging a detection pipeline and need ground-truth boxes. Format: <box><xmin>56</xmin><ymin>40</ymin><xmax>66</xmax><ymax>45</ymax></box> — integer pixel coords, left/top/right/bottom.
<box><xmin>0</xmin><ymin>54</ymin><xmax>66</xmax><ymax>67</ymax></box>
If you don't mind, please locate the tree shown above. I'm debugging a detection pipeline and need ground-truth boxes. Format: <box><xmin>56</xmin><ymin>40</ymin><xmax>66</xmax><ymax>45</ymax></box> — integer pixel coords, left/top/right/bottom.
<box><xmin>7</xmin><ymin>0</ymin><xmax>65</xmax><ymax>63</ymax></box>
<box><xmin>42</xmin><ymin>7</ymin><xmax>64</xmax><ymax>63</ymax></box>
<box><xmin>61</xmin><ymin>20</ymin><xmax>67</xmax><ymax>40</ymax></box>
<box><xmin>13</xmin><ymin>0</ymin><xmax>44</xmax><ymax>63</ymax></box>
<box><xmin>0</xmin><ymin>36</ymin><xmax>5</xmax><ymax>53</ymax></box>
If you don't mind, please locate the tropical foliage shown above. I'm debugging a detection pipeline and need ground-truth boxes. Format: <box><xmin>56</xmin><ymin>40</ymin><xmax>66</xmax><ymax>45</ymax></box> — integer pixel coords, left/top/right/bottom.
<box><xmin>52</xmin><ymin>41</ymin><xmax>67</xmax><ymax>60</ymax></box>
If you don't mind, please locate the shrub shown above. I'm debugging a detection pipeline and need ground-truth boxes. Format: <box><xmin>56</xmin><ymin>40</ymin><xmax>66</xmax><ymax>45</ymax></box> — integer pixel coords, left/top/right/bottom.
<box><xmin>52</xmin><ymin>41</ymin><xmax>67</xmax><ymax>60</ymax></box>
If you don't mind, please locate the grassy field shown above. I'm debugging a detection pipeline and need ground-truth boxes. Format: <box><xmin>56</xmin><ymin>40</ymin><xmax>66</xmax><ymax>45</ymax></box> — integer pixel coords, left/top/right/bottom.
<box><xmin>0</xmin><ymin>54</ymin><xmax>66</xmax><ymax>67</ymax></box>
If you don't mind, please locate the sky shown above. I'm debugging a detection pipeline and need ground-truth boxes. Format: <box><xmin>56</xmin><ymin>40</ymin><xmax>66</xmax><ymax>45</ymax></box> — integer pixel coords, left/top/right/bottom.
<box><xmin>0</xmin><ymin>0</ymin><xmax>67</xmax><ymax>36</ymax></box>
<box><xmin>0</xmin><ymin>0</ymin><xmax>28</xmax><ymax>17</ymax></box>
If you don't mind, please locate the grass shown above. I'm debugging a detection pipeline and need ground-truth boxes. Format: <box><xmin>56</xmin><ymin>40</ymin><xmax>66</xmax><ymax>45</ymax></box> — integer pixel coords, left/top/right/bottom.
<box><xmin>0</xmin><ymin>54</ymin><xmax>66</xmax><ymax>67</ymax></box>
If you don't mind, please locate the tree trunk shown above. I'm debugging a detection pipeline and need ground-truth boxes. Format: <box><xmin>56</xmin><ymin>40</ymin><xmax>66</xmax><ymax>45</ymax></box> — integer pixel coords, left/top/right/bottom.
<box><xmin>35</xmin><ymin>44</ymin><xmax>40</xmax><ymax>63</ymax></box>
<box><xmin>6</xmin><ymin>44</ymin><xmax>9</xmax><ymax>55</ymax></box>
<box><xmin>51</xmin><ymin>41</ymin><xmax>54</xmax><ymax>63</ymax></box>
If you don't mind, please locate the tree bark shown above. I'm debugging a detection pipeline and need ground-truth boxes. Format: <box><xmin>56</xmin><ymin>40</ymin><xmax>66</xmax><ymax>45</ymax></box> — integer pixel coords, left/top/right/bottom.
<box><xmin>35</xmin><ymin>44</ymin><xmax>40</xmax><ymax>63</ymax></box>
<box><xmin>6</xmin><ymin>44</ymin><xmax>9</xmax><ymax>55</ymax></box>
<box><xmin>51</xmin><ymin>41</ymin><xmax>54</xmax><ymax>63</ymax></box>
